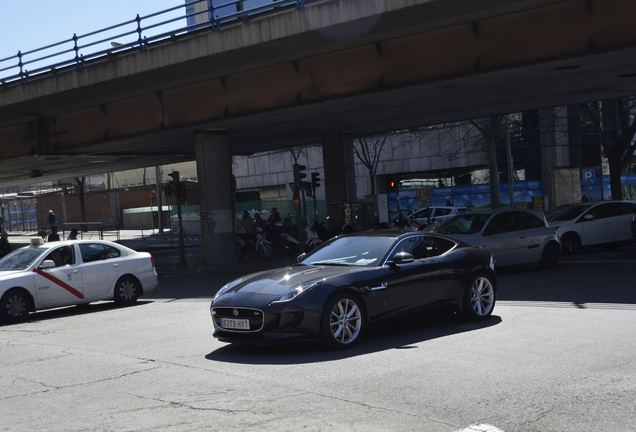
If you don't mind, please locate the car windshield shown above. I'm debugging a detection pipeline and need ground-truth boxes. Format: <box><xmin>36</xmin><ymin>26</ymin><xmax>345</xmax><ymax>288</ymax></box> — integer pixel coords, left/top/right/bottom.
<box><xmin>436</xmin><ymin>214</ymin><xmax>490</xmax><ymax>235</ymax></box>
<box><xmin>0</xmin><ymin>247</ymin><xmax>47</xmax><ymax>271</ymax></box>
<box><xmin>546</xmin><ymin>204</ymin><xmax>591</xmax><ymax>221</ymax></box>
<box><xmin>299</xmin><ymin>236</ymin><xmax>396</xmax><ymax>267</ymax></box>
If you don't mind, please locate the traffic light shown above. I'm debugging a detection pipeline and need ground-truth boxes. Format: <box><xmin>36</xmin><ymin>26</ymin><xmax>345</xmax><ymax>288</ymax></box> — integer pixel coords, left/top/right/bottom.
<box><xmin>293</xmin><ymin>163</ymin><xmax>306</xmax><ymax>189</ymax></box>
<box><xmin>387</xmin><ymin>175</ymin><xmax>397</xmax><ymax>193</ymax></box>
<box><xmin>165</xmin><ymin>171</ymin><xmax>186</xmax><ymax>202</ymax></box>
<box><xmin>311</xmin><ymin>172</ymin><xmax>321</xmax><ymax>189</ymax></box>
<box><xmin>386</xmin><ymin>173</ymin><xmax>403</xmax><ymax>194</ymax></box>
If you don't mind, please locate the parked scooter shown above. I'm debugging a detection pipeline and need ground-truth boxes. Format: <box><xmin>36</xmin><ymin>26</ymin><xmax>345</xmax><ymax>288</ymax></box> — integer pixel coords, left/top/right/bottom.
<box><xmin>237</xmin><ymin>227</ymin><xmax>274</xmax><ymax>259</ymax></box>
<box><xmin>268</xmin><ymin>220</ymin><xmax>301</xmax><ymax>256</ymax></box>
<box><xmin>304</xmin><ymin>220</ymin><xmax>328</xmax><ymax>251</ymax></box>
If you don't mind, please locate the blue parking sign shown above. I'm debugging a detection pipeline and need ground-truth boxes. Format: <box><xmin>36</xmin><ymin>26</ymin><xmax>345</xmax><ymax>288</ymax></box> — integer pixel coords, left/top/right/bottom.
<box><xmin>582</xmin><ymin>169</ymin><xmax>596</xmax><ymax>183</ymax></box>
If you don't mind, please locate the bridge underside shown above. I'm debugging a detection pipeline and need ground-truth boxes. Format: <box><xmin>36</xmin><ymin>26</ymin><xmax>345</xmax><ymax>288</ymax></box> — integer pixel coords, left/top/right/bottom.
<box><xmin>1</xmin><ymin>0</ymin><xmax>635</xmax><ymax>187</ymax></box>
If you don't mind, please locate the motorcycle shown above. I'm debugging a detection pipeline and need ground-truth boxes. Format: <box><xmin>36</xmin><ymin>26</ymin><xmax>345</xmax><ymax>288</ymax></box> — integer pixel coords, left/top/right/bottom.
<box><xmin>237</xmin><ymin>227</ymin><xmax>274</xmax><ymax>259</ymax></box>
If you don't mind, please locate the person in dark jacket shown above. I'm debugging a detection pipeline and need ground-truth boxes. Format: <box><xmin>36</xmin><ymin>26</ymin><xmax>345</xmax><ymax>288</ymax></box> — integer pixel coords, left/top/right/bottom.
<box><xmin>48</xmin><ymin>226</ymin><xmax>60</xmax><ymax>242</ymax></box>
<box><xmin>0</xmin><ymin>230</ymin><xmax>11</xmax><ymax>258</ymax></box>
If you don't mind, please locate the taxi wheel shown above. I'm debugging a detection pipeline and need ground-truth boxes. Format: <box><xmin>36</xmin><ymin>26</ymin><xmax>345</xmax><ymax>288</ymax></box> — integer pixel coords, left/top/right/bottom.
<box><xmin>113</xmin><ymin>276</ymin><xmax>140</xmax><ymax>306</ymax></box>
<box><xmin>0</xmin><ymin>289</ymin><xmax>31</xmax><ymax>323</ymax></box>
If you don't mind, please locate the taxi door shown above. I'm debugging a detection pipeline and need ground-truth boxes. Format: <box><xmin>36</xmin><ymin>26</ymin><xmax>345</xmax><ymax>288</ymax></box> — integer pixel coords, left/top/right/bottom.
<box><xmin>78</xmin><ymin>243</ymin><xmax>123</xmax><ymax>298</ymax></box>
<box><xmin>34</xmin><ymin>245</ymin><xmax>84</xmax><ymax>308</ymax></box>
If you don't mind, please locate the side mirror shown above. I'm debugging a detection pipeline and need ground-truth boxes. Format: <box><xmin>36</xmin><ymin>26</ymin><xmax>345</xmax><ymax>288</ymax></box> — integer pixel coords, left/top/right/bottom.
<box><xmin>388</xmin><ymin>252</ymin><xmax>415</xmax><ymax>268</ymax></box>
<box><xmin>40</xmin><ymin>260</ymin><xmax>56</xmax><ymax>269</ymax></box>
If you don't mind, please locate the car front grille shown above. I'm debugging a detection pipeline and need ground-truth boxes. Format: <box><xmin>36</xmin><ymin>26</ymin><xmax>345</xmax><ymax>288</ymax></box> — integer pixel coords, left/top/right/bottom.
<box><xmin>211</xmin><ymin>307</ymin><xmax>264</xmax><ymax>332</ymax></box>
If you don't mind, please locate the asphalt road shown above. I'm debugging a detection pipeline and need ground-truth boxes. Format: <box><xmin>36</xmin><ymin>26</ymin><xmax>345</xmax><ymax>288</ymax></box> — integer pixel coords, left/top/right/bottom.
<box><xmin>1</xmin><ymin>246</ymin><xmax>635</xmax><ymax>432</ymax></box>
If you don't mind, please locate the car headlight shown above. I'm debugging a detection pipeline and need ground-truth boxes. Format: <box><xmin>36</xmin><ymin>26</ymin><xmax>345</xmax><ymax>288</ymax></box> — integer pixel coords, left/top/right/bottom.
<box><xmin>271</xmin><ymin>283</ymin><xmax>318</xmax><ymax>304</ymax></box>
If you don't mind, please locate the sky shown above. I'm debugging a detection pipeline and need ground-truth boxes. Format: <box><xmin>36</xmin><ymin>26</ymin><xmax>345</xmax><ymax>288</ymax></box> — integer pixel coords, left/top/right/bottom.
<box><xmin>0</xmin><ymin>0</ymin><xmax>184</xmax><ymax>64</ymax></box>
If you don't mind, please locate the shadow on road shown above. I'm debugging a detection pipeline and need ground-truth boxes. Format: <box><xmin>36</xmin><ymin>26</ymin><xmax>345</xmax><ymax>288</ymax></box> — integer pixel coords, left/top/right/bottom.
<box><xmin>205</xmin><ymin>313</ymin><xmax>502</xmax><ymax>364</ymax></box>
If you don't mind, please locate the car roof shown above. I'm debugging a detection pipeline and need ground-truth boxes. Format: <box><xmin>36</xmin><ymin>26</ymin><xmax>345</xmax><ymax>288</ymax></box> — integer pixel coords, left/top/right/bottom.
<box><xmin>24</xmin><ymin>238</ymin><xmax>128</xmax><ymax>251</ymax></box>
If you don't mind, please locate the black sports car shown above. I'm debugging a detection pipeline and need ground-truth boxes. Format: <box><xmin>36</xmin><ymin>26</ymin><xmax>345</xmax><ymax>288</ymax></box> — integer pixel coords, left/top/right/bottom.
<box><xmin>210</xmin><ymin>230</ymin><xmax>497</xmax><ymax>349</ymax></box>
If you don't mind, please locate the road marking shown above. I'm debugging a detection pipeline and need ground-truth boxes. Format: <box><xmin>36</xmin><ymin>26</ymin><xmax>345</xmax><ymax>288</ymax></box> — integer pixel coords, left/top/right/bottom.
<box><xmin>455</xmin><ymin>424</ymin><xmax>505</xmax><ymax>432</ymax></box>
<box><xmin>561</xmin><ymin>260</ymin><xmax>636</xmax><ymax>264</ymax></box>
<box><xmin>33</xmin><ymin>269</ymin><xmax>84</xmax><ymax>299</ymax></box>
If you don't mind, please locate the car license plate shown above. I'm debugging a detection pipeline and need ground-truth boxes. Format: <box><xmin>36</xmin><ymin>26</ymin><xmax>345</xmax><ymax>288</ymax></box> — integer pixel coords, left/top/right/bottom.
<box><xmin>221</xmin><ymin>318</ymin><xmax>250</xmax><ymax>330</ymax></box>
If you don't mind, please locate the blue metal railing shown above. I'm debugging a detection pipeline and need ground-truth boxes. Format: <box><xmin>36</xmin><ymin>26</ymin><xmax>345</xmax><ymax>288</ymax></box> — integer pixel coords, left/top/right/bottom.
<box><xmin>0</xmin><ymin>0</ymin><xmax>317</xmax><ymax>87</ymax></box>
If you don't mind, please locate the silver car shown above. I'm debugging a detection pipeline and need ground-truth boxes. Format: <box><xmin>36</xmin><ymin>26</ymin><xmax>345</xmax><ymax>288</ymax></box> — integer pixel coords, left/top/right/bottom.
<box><xmin>546</xmin><ymin>200</ymin><xmax>636</xmax><ymax>253</ymax></box>
<box><xmin>434</xmin><ymin>209</ymin><xmax>561</xmax><ymax>269</ymax></box>
<box><xmin>408</xmin><ymin>206</ymin><xmax>470</xmax><ymax>227</ymax></box>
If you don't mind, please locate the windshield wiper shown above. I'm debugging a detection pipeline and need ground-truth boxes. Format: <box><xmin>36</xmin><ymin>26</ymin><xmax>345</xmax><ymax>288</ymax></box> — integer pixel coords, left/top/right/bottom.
<box><xmin>311</xmin><ymin>261</ymin><xmax>351</xmax><ymax>266</ymax></box>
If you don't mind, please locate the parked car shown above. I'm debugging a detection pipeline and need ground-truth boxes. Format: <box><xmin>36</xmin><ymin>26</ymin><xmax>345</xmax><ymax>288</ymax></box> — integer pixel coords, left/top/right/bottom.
<box><xmin>210</xmin><ymin>230</ymin><xmax>497</xmax><ymax>349</ymax></box>
<box><xmin>0</xmin><ymin>238</ymin><xmax>158</xmax><ymax>323</ymax></box>
<box><xmin>407</xmin><ymin>206</ymin><xmax>470</xmax><ymax>227</ymax></box>
<box><xmin>546</xmin><ymin>200</ymin><xmax>636</xmax><ymax>253</ymax></box>
<box><xmin>433</xmin><ymin>209</ymin><xmax>561</xmax><ymax>269</ymax></box>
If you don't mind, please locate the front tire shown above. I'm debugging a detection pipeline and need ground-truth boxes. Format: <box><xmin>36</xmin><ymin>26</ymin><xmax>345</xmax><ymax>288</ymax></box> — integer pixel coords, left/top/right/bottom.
<box><xmin>462</xmin><ymin>273</ymin><xmax>496</xmax><ymax>320</ymax></box>
<box><xmin>561</xmin><ymin>233</ymin><xmax>581</xmax><ymax>254</ymax></box>
<box><xmin>113</xmin><ymin>276</ymin><xmax>140</xmax><ymax>306</ymax></box>
<box><xmin>540</xmin><ymin>241</ymin><xmax>561</xmax><ymax>269</ymax></box>
<box><xmin>258</xmin><ymin>243</ymin><xmax>274</xmax><ymax>259</ymax></box>
<box><xmin>321</xmin><ymin>293</ymin><xmax>365</xmax><ymax>349</ymax></box>
<box><xmin>0</xmin><ymin>289</ymin><xmax>31</xmax><ymax>323</ymax></box>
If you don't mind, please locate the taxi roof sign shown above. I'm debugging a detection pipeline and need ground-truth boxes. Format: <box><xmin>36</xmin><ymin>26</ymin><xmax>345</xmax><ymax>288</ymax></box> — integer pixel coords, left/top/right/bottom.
<box><xmin>30</xmin><ymin>237</ymin><xmax>45</xmax><ymax>246</ymax></box>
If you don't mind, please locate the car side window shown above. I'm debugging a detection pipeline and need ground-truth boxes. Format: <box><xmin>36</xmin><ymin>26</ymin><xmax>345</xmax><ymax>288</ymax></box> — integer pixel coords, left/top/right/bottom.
<box><xmin>43</xmin><ymin>246</ymin><xmax>75</xmax><ymax>267</ymax></box>
<box><xmin>485</xmin><ymin>213</ymin><xmax>523</xmax><ymax>235</ymax></box>
<box><xmin>393</xmin><ymin>236</ymin><xmax>455</xmax><ymax>259</ymax></box>
<box><xmin>612</xmin><ymin>202</ymin><xmax>636</xmax><ymax>216</ymax></box>
<box><xmin>586</xmin><ymin>203</ymin><xmax>612</xmax><ymax>220</ymax></box>
<box><xmin>79</xmin><ymin>243</ymin><xmax>121</xmax><ymax>263</ymax></box>
<box><xmin>435</xmin><ymin>208</ymin><xmax>452</xmax><ymax>217</ymax></box>
<box><xmin>519</xmin><ymin>212</ymin><xmax>545</xmax><ymax>229</ymax></box>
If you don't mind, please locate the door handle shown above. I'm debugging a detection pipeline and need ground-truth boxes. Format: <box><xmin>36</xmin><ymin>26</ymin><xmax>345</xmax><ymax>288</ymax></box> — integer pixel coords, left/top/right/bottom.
<box><xmin>112</xmin><ymin>263</ymin><xmax>119</xmax><ymax>267</ymax></box>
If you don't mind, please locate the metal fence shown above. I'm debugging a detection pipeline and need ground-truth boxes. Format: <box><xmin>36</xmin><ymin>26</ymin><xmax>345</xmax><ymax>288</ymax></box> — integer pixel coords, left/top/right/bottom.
<box><xmin>0</xmin><ymin>0</ymin><xmax>322</xmax><ymax>86</ymax></box>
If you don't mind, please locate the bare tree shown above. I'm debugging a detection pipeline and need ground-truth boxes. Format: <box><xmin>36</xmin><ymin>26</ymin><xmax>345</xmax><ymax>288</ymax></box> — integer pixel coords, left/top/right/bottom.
<box><xmin>579</xmin><ymin>97</ymin><xmax>636</xmax><ymax>200</ymax></box>
<box><xmin>353</xmin><ymin>134</ymin><xmax>388</xmax><ymax>195</ymax></box>
<box><xmin>470</xmin><ymin>115</ymin><xmax>506</xmax><ymax>209</ymax></box>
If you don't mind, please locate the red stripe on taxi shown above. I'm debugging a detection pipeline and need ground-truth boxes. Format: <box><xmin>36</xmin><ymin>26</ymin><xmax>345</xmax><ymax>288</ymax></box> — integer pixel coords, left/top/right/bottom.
<box><xmin>33</xmin><ymin>268</ymin><xmax>84</xmax><ymax>299</ymax></box>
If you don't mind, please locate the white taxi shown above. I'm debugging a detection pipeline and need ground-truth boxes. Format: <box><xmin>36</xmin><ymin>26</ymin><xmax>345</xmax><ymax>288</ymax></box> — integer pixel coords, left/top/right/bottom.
<box><xmin>0</xmin><ymin>238</ymin><xmax>158</xmax><ymax>323</ymax></box>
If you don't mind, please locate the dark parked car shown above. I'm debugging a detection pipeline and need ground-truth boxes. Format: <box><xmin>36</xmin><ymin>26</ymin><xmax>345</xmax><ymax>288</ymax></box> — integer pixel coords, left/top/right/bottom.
<box><xmin>210</xmin><ymin>230</ymin><xmax>497</xmax><ymax>349</ymax></box>
<box><xmin>433</xmin><ymin>209</ymin><xmax>561</xmax><ymax>269</ymax></box>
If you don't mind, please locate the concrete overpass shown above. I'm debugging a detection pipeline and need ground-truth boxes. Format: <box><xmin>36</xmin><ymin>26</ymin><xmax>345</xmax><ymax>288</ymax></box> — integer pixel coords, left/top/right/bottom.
<box><xmin>1</xmin><ymin>0</ymin><xmax>636</xmax><ymax>264</ymax></box>
<box><xmin>1</xmin><ymin>0</ymin><xmax>635</xmax><ymax>186</ymax></box>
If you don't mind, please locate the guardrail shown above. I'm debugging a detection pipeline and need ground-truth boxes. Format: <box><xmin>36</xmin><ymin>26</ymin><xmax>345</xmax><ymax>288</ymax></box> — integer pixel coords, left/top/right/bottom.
<box><xmin>0</xmin><ymin>0</ymin><xmax>319</xmax><ymax>87</ymax></box>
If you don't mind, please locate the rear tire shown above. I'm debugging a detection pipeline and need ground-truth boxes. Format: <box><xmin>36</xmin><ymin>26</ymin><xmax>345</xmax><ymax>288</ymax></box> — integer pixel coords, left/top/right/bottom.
<box><xmin>113</xmin><ymin>276</ymin><xmax>140</xmax><ymax>306</ymax></box>
<box><xmin>0</xmin><ymin>289</ymin><xmax>31</xmax><ymax>323</ymax></box>
<box><xmin>462</xmin><ymin>273</ymin><xmax>496</xmax><ymax>321</ymax></box>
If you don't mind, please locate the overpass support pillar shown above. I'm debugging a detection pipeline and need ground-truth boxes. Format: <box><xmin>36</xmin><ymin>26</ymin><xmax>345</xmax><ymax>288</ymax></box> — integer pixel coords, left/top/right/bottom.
<box><xmin>322</xmin><ymin>134</ymin><xmax>357</xmax><ymax>234</ymax></box>
<box><xmin>195</xmin><ymin>132</ymin><xmax>237</xmax><ymax>266</ymax></box>
<box><xmin>538</xmin><ymin>108</ymin><xmax>575</xmax><ymax>209</ymax></box>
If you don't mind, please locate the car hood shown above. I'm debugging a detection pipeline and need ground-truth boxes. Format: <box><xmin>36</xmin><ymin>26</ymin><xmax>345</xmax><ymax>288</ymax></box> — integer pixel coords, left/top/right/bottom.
<box><xmin>222</xmin><ymin>264</ymin><xmax>366</xmax><ymax>297</ymax></box>
<box><xmin>547</xmin><ymin>219</ymin><xmax>573</xmax><ymax>226</ymax></box>
<box><xmin>0</xmin><ymin>270</ymin><xmax>28</xmax><ymax>281</ymax></box>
